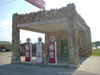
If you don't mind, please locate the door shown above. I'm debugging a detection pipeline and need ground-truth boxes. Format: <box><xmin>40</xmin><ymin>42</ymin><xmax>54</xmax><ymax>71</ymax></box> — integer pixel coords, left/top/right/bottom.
<box><xmin>61</xmin><ymin>40</ymin><xmax>68</xmax><ymax>57</ymax></box>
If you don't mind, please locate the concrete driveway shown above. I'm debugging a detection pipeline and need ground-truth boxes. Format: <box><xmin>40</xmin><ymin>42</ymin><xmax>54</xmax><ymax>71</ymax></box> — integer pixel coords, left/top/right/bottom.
<box><xmin>0</xmin><ymin>52</ymin><xmax>75</xmax><ymax>75</ymax></box>
<box><xmin>0</xmin><ymin>52</ymin><xmax>100</xmax><ymax>75</ymax></box>
<box><xmin>73</xmin><ymin>56</ymin><xmax>100</xmax><ymax>75</ymax></box>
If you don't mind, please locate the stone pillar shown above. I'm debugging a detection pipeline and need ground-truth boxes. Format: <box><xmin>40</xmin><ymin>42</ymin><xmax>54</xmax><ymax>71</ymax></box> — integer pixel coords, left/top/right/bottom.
<box><xmin>67</xmin><ymin>3</ymin><xmax>80</xmax><ymax>67</ymax></box>
<box><xmin>82</xmin><ymin>31</ymin><xmax>87</xmax><ymax>57</ymax></box>
<box><xmin>87</xmin><ymin>28</ymin><xmax>92</xmax><ymax>56</ymax></box>
<box><xmin>11</xmin><ymin>13</ymin><xmax>21</xmax><ymax>63</ymax></box>
<box><xmin>45</xmin><ymin>33</ymin><xmax>49</xmax><ymax>63</ymax></box>
<box><xmin>89</xmin><ymin>30</ymin><xmax>92</xmax><ymax>55</ymax></box>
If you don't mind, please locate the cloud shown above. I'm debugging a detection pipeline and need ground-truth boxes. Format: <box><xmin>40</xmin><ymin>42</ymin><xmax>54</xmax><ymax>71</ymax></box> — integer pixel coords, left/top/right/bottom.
<box><xmin>0</xmin><ymin>20</ymin><xmax>12</xmax><ymax>42</ymax></box>
<box><xmin>0</xmin><ymin>20</ymin><xmax>12</xmax><ymax>28</ymax></box>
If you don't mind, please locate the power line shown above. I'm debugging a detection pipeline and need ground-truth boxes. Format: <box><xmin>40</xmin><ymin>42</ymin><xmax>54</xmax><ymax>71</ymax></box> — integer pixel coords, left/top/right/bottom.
<box><xmin>0</xmin><ymin>0</ymin><xmax>16</xmax><ymax>6</ymax></box>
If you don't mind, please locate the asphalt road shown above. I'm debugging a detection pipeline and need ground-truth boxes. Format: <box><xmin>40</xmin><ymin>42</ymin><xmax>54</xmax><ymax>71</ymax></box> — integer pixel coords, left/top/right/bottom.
<box><xmin>0</xmin><ymin>52</ymin><xmax>76</xmax><ymax>75</ymax></box>
<box><xmin>1</xmin><ymin>52</ymin><xmax>100</xmax><ymax>75</ymax></box>
<box><xmin>0</xmin><ymin>64</ymin><xmax>76</xmax><ymax>75</ymax></box>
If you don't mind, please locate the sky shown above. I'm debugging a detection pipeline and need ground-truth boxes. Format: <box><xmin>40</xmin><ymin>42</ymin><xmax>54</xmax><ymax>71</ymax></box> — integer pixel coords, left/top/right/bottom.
<box><xmin>0</xmin><ymin>0</ymin><xmax>100</xmax><ymax>43</ymax></box>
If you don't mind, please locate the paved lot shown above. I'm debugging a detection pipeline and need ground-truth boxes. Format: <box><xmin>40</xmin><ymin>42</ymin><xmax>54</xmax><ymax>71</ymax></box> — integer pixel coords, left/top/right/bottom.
<box><xmin>0</xmin><ymin>64</ymin><xmax>76</xmax><ymax>75</ymax></box>
<box><xmin>0</xmin><ymin>52</ymin><xmax>75</xmax><ymax>75</ymax></box>
<box><xmin>0</xmin><ymin>52</ymin><xmax>100</xmax><ymax>75</ymax></box>
<box><xmin>73</xmin><ymin>56</ymin><xmax>100</xmax><ymax>75</ymax></box>
<box><xmin>0</xmin><ymin>52</ymin><xmax>12</xmax><ymax>65</ymax></box>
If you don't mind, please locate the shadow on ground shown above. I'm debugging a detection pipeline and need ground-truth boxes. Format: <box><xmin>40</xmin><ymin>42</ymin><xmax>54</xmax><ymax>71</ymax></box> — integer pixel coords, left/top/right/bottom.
<box><xmin>0</xmin><ymin>64</ymin><xmax>75</xmax><ymax>75</ymax></box>
<box><xmin>0</xmin><ymin>53</ymin><xmax>89</xmax><ymax>75</ymax></box>
<box><xmin>80</xmin><ymin>57</ymin><xmax>88</xmax><ymax>64</ymax></box>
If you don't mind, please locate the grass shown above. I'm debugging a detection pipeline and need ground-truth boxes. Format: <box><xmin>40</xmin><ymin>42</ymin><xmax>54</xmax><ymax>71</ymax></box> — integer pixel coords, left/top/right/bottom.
<box><xmin>92</xmin><ymin>49</ymin><xmax>100</xmax><ymax>56</ymax></box>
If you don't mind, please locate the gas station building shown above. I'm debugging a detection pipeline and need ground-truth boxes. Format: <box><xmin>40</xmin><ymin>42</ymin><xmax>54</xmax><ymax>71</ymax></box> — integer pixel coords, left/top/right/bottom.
<box><xmin>11</xmin><ymin>3</ymin><xmax>92</xmax><ymax>67</ymax></box>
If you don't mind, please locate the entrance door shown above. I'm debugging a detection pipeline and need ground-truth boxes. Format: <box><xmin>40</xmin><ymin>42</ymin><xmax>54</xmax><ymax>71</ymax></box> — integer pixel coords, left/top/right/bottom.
<box><xmin>61</xmin><ymin>40</ymin><xmax>68</xmax><ymax>57</ymax></box>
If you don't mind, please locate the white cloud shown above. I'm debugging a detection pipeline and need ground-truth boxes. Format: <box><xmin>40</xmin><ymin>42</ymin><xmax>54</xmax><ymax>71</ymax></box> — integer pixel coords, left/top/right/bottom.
<box><xmin>0</xmin><ymin>20</ymin><xmax>12</xmax><ymax>42</ymax></box>
<box><xmin>0</xmin><ymin>20</ymin><xmax>12</xmax><ymax>24</ymax></box>
<box><xmin>0</xmin><ymin>33</ymin><xmax>12</xmax><ymax>41</ymax></box>
<box><xmin>0</xmin><ymin>20</ymin><xmax>12</xmax><ymax>31</ymax></box>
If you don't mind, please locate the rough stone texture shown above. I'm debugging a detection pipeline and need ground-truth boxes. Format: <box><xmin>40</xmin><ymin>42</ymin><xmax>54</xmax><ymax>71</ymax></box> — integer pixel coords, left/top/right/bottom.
<box><xmin>17</xmin><ymin>8</ymin><xmax>69</xmax><ymax>24</ymax></box>
<box><xmin>12</xmin><ymin>3</ymin><xmax>91</xmax><ymax>65</ymax></box>
<box><xmin>78</xmin><ymin>30</ymin><xmax>86</xmax><ymax>57</ymax></box>
<box><xmin>45</xmin><ymin>32</ymin><xmax>68</xmax><ymax>57</ymax></box>
<box><xmin>66</xmin><ymin>4</ymin><xmax>79</xmax><ymax>64</ymax></box>
<box><xmin>78</xmin><ymin>29</ymin><xmax>92</xmax><ymax>57</ymax></box>
<box><xmin>11</xmin><ymin>14</ymin><xmax>21</xmax><ymax>63</ymax></box>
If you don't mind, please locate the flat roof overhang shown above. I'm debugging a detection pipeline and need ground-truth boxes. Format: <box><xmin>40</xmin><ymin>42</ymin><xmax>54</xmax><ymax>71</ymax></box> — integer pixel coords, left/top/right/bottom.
<box><xmin>17</xmin><ymin>18</ymin><xmax>86</xmax><ymax>33</ymax></box>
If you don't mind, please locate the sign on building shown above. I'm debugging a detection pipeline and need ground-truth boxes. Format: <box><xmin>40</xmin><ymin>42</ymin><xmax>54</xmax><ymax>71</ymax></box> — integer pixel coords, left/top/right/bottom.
<box><xmin>25</xmin><ymin>0</ymin><xmax>45</xmax><ymax>10</ymax></box>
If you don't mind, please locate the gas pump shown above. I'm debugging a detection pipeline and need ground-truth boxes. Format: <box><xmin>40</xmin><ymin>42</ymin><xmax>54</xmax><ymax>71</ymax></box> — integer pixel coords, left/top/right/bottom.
<box><xmin>36</xmin><ymin>37</ymin><xmax>44</xmax><ymax>64</ymax></box>
<box><xmin>49</xmin><ymin>36</ymin><xmax>57</xmax><ymax>64</ymax></box>
<box><xmin>24</xmin><ymin>38</ymin><xmax>32</xmax><ymax>62</ymax></box>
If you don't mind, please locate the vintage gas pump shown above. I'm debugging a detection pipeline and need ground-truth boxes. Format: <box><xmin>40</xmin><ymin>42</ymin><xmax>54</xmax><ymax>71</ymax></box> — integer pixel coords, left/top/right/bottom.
<box><xmin>24</xmin><ymin>38</ymin><xmax>32</xmax><ymax>62</ymax></box>
<box><xmin>49</xmin><ymin>36</ymin><xmax>57</xmax><ymax>64</ymax></box>
<box><xmin>36</xmin><ymin>37</ymin><xmax>44</xmax><ymax>64</ymax></box>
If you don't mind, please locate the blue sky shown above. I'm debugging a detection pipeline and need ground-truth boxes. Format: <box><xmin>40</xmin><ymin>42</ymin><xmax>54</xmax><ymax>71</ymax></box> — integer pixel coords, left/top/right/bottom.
<box><xmin>0</xmin><ymin>0</ymin><xmax>100</xmax><ymax>43</ymax></box>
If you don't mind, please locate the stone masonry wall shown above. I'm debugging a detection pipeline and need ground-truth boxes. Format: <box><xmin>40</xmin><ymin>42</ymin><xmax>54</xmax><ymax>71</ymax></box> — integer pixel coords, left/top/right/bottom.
<box><xmin>12</xmin><ymin>3</ymin><xmax>91</xmax><ymax>65</ymax></box>
<box><xmin>17</xmin><ymin>8</ymin><xmax>68</xmax><ymax>24</ymax></box>
<box><xmin>45</xmin><ymin>32</ymin><xmax>68</xmax><ymax>57</ymax></box>
<box><xmin>15</xmin><ymin>3</ymin><xmax>79</xmax><ymax>24</ymax></box>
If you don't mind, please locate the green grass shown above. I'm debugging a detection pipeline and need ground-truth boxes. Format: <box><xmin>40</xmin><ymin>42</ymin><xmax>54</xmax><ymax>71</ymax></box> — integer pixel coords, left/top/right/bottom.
<box><xmin>92</xmin><ymin>49</ymin><xmax>100</xmax><ymax>56</ymax></box>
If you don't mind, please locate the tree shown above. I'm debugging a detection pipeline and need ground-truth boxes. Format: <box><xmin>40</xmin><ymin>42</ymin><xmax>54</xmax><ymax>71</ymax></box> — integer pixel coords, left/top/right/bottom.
<box><xmin>92</xmin><ymin>41</ymin><xmax>100</xmax><ymax>49</ymax></box>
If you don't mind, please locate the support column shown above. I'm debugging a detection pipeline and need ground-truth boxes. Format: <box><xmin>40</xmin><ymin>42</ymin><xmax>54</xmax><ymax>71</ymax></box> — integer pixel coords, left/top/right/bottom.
<box><xmin>82</xmin><ymin>31</ymin><xmax>87</xmax><ymax>57</ymax></box>
<box><xmin>89</xmin><ymin>30</ymin><xmax>92</xmax><ymax>55</ymax></box>
<box><xmin>87</xmin><ymin>28</ymin><xmax>92</xmax><ymax>56</ymax></box>
<box><xmin>45</xmin><ymin>33</ymin><xmax>50</xmax><ymax>63</ymax></box>
<box><xmin>11</xmin><ymin>13</ymin><xmax>21</xmax><ymax>63</ymax></box>
<box><xmin>67</xmin><ymin>3</ymin><xmax>80</xmax><ymax>68</ymax></box>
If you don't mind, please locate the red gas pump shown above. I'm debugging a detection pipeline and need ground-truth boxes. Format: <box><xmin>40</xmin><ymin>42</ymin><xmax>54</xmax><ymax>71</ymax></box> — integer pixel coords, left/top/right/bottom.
<box><xmin>24</xmin><ymin>38</ymin><xmax>32</xmax><ymax>62</ymax></box>
<box><xmin>49</xmin><ymin>36</ymin><xmax>57</xmax><ymax>64</ymax></box>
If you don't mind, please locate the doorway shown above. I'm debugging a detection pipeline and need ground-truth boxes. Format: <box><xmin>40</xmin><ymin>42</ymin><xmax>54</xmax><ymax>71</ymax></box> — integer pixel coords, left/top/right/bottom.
<box><xmin>61</xmin><ymin>40</ymin><xmax>68</xmax><ymax>57</ymax></box>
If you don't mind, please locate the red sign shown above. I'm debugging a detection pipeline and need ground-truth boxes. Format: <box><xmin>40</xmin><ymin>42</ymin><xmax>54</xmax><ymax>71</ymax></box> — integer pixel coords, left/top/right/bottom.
<box><xmin>26</xmin><ymin>0</ymin><xmax>45</xmax><ymax>10</ymax></box>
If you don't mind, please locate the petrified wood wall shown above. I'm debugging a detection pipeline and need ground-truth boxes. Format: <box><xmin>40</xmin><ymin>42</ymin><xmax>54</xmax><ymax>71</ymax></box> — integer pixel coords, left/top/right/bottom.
<box><xmin>45</xmin><ymin>32</ymin><xmax>68</xmax><ymax>57</ymax></box>
<box><xmin>11</xmin><ymin>14</ymin><xmax>21</xmax><ymax>63</ymax></box>
<box><xmin>12</xmin><ymin>3</ymin><xmax>91</xmax><ymax>66</ymax></box>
